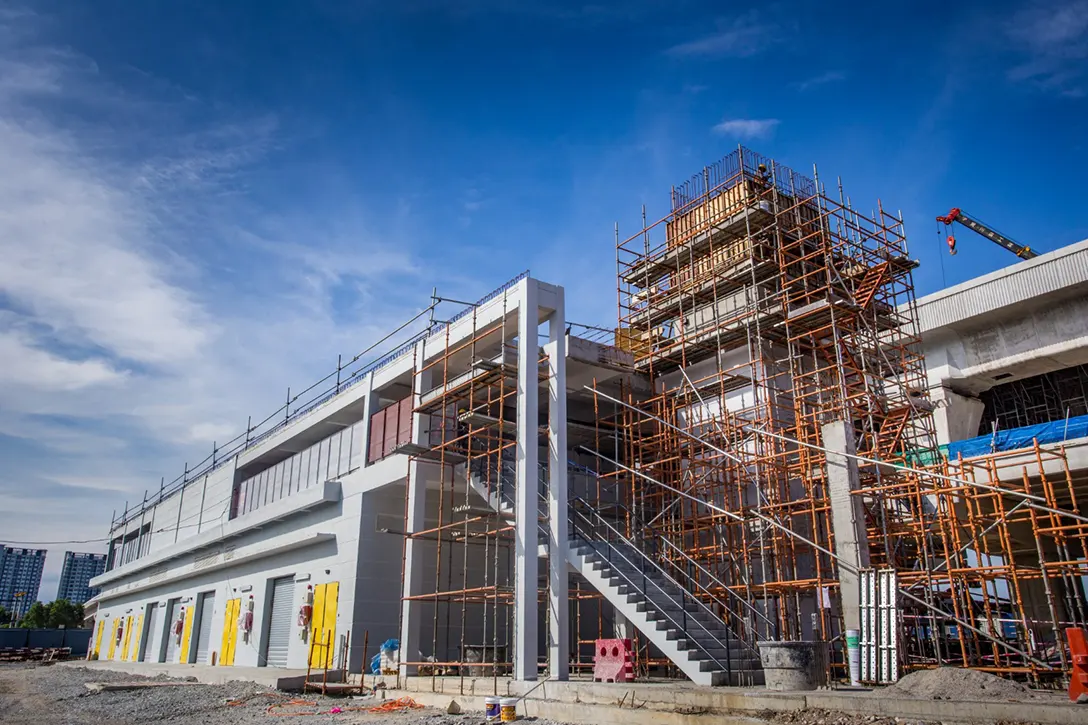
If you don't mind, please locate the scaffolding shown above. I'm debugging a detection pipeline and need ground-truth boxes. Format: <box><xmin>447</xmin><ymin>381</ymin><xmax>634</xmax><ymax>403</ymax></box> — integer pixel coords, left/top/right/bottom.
<box><xmin>398</xmin><ymin>279</ymin><xmax>540</xmax><ymax>686</ymax></box>
<box><xmin>595</xmin><ymin>146</ymin><xmax>1088</xmax><ymax>681</ymax></box>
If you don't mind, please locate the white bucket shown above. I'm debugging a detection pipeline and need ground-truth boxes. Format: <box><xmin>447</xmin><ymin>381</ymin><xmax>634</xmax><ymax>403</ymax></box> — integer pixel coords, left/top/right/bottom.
<box><xmin>499</xmin><ymin>697</ymin><xmax>519</xmax><ymax>722</ymax></box>
<box><xmin>484</xmin><ymin>696</ymin><xmax>501</xmax><ymax>722</ymax></box>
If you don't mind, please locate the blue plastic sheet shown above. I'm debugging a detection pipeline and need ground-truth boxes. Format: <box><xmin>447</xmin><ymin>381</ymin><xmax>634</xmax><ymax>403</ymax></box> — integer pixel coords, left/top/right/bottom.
<box><xmin>945</xmin><ymin>413</ymin><xmax>1088</xmax><ymax>460</ymax></box>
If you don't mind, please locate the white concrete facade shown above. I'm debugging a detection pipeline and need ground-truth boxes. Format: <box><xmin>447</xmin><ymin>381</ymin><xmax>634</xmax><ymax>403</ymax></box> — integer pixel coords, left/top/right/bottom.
<box><xmin>90</xmin><ymin>276</ymin><xmax>575</xmax><ymax>680</ymax></box>
<box><xmin>912</xmin><ymin>239</ymin><xmax>1088</xmax><ymax>446</ymax></box>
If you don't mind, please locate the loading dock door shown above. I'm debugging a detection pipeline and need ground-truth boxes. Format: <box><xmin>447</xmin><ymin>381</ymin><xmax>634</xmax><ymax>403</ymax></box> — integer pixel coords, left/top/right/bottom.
<box><xmin>164</xmin><ymin>600</ymin><xmax>180</xmax><ymax>663</ymax></box>
<box><xmin>265</xmin><ymin>576</ymin><xmax>294</xmax><ymax>667</ymax></box>
<box><xmin>194</xmin><ymin>592</ymin><xmax>216</xmax><ymax>663</ymax></box>
<box><xmin>142</xmin><ymin>603</ymin><xmax>162</xmax><ymax>662</ymax></box>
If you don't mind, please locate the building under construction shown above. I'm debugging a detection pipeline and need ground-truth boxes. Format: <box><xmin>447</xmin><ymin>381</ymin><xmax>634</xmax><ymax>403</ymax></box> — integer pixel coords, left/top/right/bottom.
<box><xmin>88</xmin><ymin>147</ymin><xmax>1088</xmax><ymax>690</ymax></box>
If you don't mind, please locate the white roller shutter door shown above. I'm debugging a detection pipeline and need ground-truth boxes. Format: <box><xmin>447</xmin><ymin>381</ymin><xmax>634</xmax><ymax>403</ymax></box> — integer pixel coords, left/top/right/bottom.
<box><xmin>265</xmin><ymin>577</ymin><xmax>294</xmax><ymax>667</ymax></box>
<box><xmin>194</xmin><ymin>592</ymin><xmax>216</xmax><ymax>663</ymax></box>
<box><xmin>142</xmin><ymin>604</ymin><xmax>163</xmax><ymax>662</ymax></box>
<box><xmin>164</xmin><ymin>600</ymin><xmax>179</xmax><ymax>663</ymax></box>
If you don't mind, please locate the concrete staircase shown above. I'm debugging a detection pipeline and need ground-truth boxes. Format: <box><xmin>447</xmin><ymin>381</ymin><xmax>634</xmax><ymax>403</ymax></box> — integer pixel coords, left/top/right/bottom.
<box><xmin>568</xmin><ymin>535</ymin><xmax>764</xmax><ymax>687</ymax></box>
<box><xmin>463</xmin><ymin>460</ymin><xmax>763</xmax><ymax>687</ymax></box>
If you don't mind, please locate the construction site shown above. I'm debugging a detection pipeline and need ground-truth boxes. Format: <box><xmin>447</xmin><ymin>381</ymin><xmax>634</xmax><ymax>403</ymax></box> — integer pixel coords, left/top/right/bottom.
<box><xmin>85</xmin><ymin>147</ymin><xmax>1088</xmax><ymax>723</ymax></box>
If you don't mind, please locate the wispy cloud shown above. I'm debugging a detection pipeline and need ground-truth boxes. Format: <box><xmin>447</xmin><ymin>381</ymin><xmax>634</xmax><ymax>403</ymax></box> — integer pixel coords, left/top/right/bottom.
<box><xmin>1006</xmin><ymin>0</ymin><xmax>1088</xmax><ymax>96</ymax></box>
<box><xmin>0</xmin><ymin>8</ymin><xmax>434</xmax><ymax>593</ymax></box>
<box><xmin>712</xmin><ymin>118</ymin><xmax>780</xmax><ymax>139</ymax></box>
<box><xmin>667</xmin><ymin>12</ymin><xmax>777</xmax><ymax>58</ymax></box>
<box><xmin>795</xmin><ymin>71</ymin><xmax>846</xmax><ymax>91</ymax></box>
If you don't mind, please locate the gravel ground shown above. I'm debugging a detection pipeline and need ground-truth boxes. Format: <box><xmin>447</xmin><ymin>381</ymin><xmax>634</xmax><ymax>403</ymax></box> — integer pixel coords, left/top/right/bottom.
<box><xmin>0</xmin><ymin>663</ymin><xmax>562</xmax><ymax>725</ymax></box>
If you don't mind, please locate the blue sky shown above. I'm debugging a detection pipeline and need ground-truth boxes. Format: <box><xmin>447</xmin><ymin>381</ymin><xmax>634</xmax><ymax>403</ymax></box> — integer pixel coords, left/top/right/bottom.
<box><xmin>1</xmin><ymin>0</ymin><xmax>1086</xmax><ymax>599</ymax></box>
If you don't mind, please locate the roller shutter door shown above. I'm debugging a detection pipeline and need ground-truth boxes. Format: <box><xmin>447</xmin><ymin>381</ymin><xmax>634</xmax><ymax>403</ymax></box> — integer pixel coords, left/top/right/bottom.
<box><xmin>163</xmin><ymin>600</ymin><xmax>180</xmax><ymax>663</ymax></box>
<box><xmin>194</xmin><ymin>592</ymin><xmax>216</xmax><ymax>663</ymax></box>
<box><xmin>265</xmin><ymin>577</ymin><xmax>294</xmax><ymax>667</ymax></box>
<box><xmin>142</xmin><ymin>604</ymin><xmax>163</xmax><ymax>662</ymax></box>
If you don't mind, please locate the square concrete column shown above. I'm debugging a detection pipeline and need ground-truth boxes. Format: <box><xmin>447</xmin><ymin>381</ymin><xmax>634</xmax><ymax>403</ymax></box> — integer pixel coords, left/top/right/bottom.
<box><xmin>822</xmin><ymin>418</ymin><xmax>870</xmax><ymax>634</ymax></box>
<box><xmin>399</xmin><ymin>340</ymin><xmax>431</xmax><ymax>676</ymax></box>
<box><xmin>545</xmin><ymin>287</ymin><xmax>568</xmax><ymax>680</ymax></box>
<box><xmin>514</xmin><ymin>281</ymin><xmax>540</xmax><ymax>681</ymax></box>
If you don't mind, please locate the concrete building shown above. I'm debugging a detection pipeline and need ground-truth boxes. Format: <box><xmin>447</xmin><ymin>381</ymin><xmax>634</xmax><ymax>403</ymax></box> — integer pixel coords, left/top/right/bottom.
<box><xmin>56</xmin><ymin>552</ymin><xmax>107</xmax><ymax>604</ymax></box>
<box><xmin>0</xmin><ymin>547</ymin><xmax>47</xmax><ymax>621</ymax></box>
<box><xmin>89</xmin><ymin>150</ymin><xmax>1087</xmax><ymax>686</ymax></box>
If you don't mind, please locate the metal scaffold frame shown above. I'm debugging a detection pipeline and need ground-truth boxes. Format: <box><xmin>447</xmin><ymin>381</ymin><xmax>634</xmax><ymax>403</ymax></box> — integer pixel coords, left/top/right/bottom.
<box><xmin>589</xmin><ymin>146</ymin><xmax>1088</xmax><ymax>683</ymax></box>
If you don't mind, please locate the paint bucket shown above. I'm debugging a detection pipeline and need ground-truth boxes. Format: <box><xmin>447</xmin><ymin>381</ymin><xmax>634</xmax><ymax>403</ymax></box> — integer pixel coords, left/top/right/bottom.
<box><xmin>484</xmin><ymin>697</ymin><xmax>501</xmax><ymax>722</ymax></box>
<box><xmin>845</xmin><ymin>629</ymin><xmax>861</xmax><ymax>686</ymax></box>
<box><xmin>499</xmin><ymin>697</ymin><xmax>519</xmax><ymax>722</ymax></box>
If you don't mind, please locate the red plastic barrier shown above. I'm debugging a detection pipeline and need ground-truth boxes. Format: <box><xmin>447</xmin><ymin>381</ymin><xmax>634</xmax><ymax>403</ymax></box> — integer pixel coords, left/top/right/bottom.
<box><xmin>593</xmin><ymin>638</ymin><xmax>634</xmax><ymax>683</ymax></box>
<box><xmin>1068</xmin><ymin>627</ymin><xmax>1088</xmax><ymax>704</ymax></box>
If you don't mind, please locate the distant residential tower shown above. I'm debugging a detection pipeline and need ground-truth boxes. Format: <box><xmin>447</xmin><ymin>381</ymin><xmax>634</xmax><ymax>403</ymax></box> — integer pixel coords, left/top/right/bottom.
<box><xmin>56</xmin><ymin>551</ymin><xmax>107</xmax><ymax>604</ymax></box>
<box><xmin>0</xmin><ymin>547</ymin><xmax>47</xmax><ymax>620</ymax></box>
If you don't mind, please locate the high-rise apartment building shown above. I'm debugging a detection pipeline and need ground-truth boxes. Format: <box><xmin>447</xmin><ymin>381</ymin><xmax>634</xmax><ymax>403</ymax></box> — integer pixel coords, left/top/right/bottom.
<box><xmin>56</xmin><ymin>551</ymin><xmax>107</xmax><ymax>604</ymax></box>
<box><xmin>0</xmin><ymin>547</ymin><xmax>47</xmax><ymax>621</ymax></box>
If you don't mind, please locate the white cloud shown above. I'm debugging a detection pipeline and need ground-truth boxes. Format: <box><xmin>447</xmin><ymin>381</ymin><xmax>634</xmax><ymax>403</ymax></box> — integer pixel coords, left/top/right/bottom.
<box><xmin>667</xmin><ymin>13</ymin><xmax>776</xmax><ymax>58</ymax></box>
<box><xmin>0</xmin><ymin>329</ymin><xmax>127</xmax><ymax>391</ymax></box>
<box><xmin>712</xmin><ymin>118</ymin><xmax>780</xmax><ymax>139</ymax></box>
<box><xmin>1006</xmin><ymin>1</ymin><xmax>1088</xmax><ymax>95</ymax></box>
<box><xmin>796</xmin><ymin>71</ymin><xmax>846</xmax><ymax>91</ymax></box>
<box><xmin>0</xmin><ymin>8</ymin><xmax>434</xmax><ymax>595</ymax></box>
<box><xmin>0</xmin><ymin>116</ymin><xmax>213</xmax><ymax>367</ymax></box>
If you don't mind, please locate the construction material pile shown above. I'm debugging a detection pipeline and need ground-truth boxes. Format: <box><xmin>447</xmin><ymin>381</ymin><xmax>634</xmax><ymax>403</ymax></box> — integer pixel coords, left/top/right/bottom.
<box><xmin>885</xmin><ymin>668</ymin><xmax>1044</xmax><ymax>702</ymax></box>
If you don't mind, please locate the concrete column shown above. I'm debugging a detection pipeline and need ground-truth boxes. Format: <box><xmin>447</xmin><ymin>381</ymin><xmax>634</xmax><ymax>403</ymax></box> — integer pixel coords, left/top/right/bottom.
<box><xmin>931</xmin><ymin>386</ymin><xmax>986</xmax><ymax>446</ymax></box>
<box><xmin>514</xmin><ymin>280</ymin><xmax>540</xmax><ymax>681</ymax></box>
<box><xmin>399</xmin><ymin>340</ymin><xmax>431</xmax><ymax>677</ymax></box>
<box><xmin>546</xmin><ymin>287</ymin><xmax>568</xmax><ymax>680</ymax></box>
<box><xmin>822</xmin><ymin>418</ymin><xmax>870</xmax><ymax>634</ymax></box>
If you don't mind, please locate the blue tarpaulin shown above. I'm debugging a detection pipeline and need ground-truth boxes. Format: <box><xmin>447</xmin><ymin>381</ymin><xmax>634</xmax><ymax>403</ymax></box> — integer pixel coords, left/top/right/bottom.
<box><xmin>944</xmin><ymin>413</ymin><xmax>1088</xmax><ymax>460</ymax></box>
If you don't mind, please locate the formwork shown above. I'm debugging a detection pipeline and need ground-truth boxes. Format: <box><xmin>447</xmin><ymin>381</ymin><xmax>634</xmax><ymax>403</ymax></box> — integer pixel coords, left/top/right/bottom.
<box><xmin>592</xmin><ymin>146</ymin><xmax>1088</xmax><ymax>683</ymax></box>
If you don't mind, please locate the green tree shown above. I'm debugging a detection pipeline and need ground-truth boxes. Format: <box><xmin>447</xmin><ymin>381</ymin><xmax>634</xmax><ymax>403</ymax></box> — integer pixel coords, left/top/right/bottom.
<box><xmin>0</xmin><ymin>605</ymin><xmax>10</xmax><ymax>627</ymax></box>
<box><xmin>47</xmin><ymin>599</ymin><xmax>85</xmax><ymax>629</ymax></box>
<box><xmin>18</xmin><ymin>601</ymin><xmax>49</xmax><ymax>629</ymax></box>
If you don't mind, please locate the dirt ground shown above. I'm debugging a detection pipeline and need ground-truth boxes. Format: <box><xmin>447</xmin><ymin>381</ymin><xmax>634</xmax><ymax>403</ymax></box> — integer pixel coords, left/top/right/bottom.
<box><xmin>0</xmin><ymin>663</ymin><xmax>504</xmax><ymax>725</ymax></box>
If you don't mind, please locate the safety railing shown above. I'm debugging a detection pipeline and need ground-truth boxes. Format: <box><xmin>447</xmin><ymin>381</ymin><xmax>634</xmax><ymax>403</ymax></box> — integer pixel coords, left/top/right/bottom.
<box><xmin>569</xmin><ymin>497</ymin><xmax>739</xmax><ymax>677</ymax></box>
<box><xmin>110</xmin><ymin>270</ymin><xmax>530</xmax><ymax>532</ymax></box>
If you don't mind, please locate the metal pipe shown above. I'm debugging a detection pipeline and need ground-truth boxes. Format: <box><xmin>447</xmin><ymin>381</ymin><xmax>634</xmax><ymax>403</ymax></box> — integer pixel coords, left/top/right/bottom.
<box><xmin>585</xmin><ymin>385</ymin><xmax>1088</xmax><ymax>526</ymax></box>
<box><xmin>577</xmin><ymin>444</ymin><xmax>1054</xmax><ymax>670</ymax></box>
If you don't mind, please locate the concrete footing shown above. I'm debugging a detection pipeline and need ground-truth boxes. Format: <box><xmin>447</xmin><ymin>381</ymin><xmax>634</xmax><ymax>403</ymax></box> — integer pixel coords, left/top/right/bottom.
<box><xmin>757</xmin><ymin>641</ymin><xmax>828</xmax><ymax>691</ymax></box>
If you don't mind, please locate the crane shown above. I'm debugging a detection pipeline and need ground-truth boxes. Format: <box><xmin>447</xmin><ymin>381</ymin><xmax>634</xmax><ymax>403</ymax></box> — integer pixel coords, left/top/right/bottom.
<box><xmin>936</xmin><ymin>207</ymin><xmax>1038</xmax><ymax>260</ymax></box>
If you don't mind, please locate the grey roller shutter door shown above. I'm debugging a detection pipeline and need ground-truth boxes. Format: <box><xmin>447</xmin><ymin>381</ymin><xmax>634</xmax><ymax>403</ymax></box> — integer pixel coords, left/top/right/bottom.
<box><xmin>265</xmin><ymin>577</ymin><xmax>294</xmax><ymax>667</ymax></box>
<box><xmin>194</xmin><ymin>593</ymin><xmax>216</xmax><ymax>663</ymax></box>
<box><xmin>142</xmin><ymin>604</ymin><xmax>162</xmax><ymax>662</ymax></box>
<box><xmin>164</xmin><ymin>600</ymin><xmax>179</xmax><ymax>663</ymax></box>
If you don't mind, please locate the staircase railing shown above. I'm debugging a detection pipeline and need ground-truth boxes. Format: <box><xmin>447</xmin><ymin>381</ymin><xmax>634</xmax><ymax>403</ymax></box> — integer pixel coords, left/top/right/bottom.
<box><xmin>593</xmin><ymin>498</ymin><xmax>770</xmax><ymax>654</ymax></box>
<box><xmin>568</xmin><ymin>497</ymin><xmax>739</xmax><ymax>677</ymax></box>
